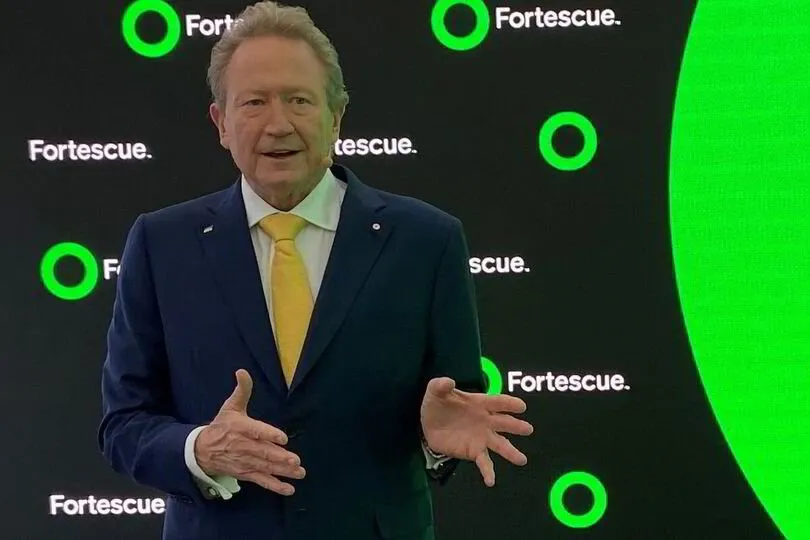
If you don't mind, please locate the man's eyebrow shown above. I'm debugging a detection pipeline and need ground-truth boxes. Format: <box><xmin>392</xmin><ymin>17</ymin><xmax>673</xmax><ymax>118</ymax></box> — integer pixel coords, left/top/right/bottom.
<box><xmin>281</xmin><ymin>86</ymin><xmax>316</xmax><ymax>96</ymax></box>
<box><xmin>237</xmin><ymin>87</ymin><xmax>316</xmax><ymax>96</ymax></box>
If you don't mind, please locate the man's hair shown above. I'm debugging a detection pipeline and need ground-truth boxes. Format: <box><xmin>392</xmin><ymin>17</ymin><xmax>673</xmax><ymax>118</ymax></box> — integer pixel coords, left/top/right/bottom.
<box><xmin>207</xmin><ymin>1</ymin><xmax>349</xmax><ymax>114</ymax></box>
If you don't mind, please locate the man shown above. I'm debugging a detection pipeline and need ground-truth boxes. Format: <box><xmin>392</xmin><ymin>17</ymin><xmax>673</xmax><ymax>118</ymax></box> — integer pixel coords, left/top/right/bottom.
<box><xmin>98</xmin><ymin>2</ymin><xmax>533</xmax><ymax>539</ymax></box>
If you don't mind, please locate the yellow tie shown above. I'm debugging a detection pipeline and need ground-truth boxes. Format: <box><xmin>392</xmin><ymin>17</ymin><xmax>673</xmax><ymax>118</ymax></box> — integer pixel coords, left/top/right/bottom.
<box><xmin>258</xmin><ymin>213</ymin><xmax>312</xmax><ymax>386</ymax></box>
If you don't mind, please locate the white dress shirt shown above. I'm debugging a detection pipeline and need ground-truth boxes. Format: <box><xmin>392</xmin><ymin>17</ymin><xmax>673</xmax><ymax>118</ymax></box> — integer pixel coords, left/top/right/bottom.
<box><xmin>183</xmin><ymin>169</ymin><xmax>449</xmax><ymax>501</ymax></box>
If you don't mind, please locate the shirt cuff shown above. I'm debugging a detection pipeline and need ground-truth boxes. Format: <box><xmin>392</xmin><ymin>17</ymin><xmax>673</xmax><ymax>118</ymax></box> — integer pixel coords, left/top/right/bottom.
<box><xmin>421</xmin><ymin>439</ymin><xmax>453</xmax><ymax>470</ymax></box>
<box><xmin>184</xmin><ymin>425</ymin><xmax>241</xmax><ymax>500</ymax></box>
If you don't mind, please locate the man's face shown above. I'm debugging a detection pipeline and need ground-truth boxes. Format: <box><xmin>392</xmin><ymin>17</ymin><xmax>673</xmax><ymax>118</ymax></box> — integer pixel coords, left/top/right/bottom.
<box><xmin>210</xmin><ymin>35</ymin><xmax>343</xmax><ymax>193</ymax></box>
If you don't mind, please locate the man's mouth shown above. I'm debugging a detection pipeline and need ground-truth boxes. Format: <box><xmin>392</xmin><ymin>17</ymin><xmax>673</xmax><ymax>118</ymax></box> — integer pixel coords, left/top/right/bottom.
<box><xmin>261</xmin><ymin>150</ymin><xmax>300</xmax><ymax>159</ymax></box>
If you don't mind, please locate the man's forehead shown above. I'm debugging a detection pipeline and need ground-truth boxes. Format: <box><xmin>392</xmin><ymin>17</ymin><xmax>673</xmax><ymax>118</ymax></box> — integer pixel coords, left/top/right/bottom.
<box><xmin>228</xmin><ymin>40</ymin><xmax>323</xmax><ymax>79</ymax></box>
<box><xmin>232</xmin><ymin>35</ymin><xmax>318</xmax><ymax>65</ymax></box>
<box><xmin>228</xmin><ymin>67</ymin><xmax>323</xmax><ymax>91</ymax></box>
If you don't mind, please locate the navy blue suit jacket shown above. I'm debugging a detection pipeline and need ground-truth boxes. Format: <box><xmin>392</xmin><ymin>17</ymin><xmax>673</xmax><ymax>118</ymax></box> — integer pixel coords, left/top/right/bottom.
<box><xmin>98</xmin><ymin>164</ymin><xmax>485</xmax><ymax>540</ymax></box>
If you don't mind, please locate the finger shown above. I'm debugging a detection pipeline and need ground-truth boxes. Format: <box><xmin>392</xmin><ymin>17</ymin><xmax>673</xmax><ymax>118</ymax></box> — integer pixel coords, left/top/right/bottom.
<box><xmin>223</xmin><ymin>454</ymin><xmax>306</xmax><ymax>480</ymax></box>
<box><xmin>240</xmin><ymin>418</ymin><xmax>289</xmax><ymax>446</ymax></box>
<box><xmin>242</xmin><ymin>472</ymin><xmax>296</xmax><ymax>496</ymax></box>
<box><xmin>475</xmin><ymin>450</ymin><xmax>495</xmax><ymax>487</ymax></box>
<box><xmin>231</xmin><ymin>454</ymin><xmax>306</xmax><ymax>480</ymax></box>
<box><xmin>484</xmin><ymin>394</ymin><xmax>527</xmax><ymax>414</ymax></box>
<box><xmin>268</xmin><ymin>462</ymin><xmax>307</xmax><ymax>480</ymax></box>
<box><xmin>426</xmin><ymin>377</ymin><xmax>456</xmax><ymax>398</ymax></box>
<box><xmin>488</xmin><ymin>432</ymin><xmax>528</xmax><ymax>466</ymax></box>
<box><xmin>490</xmin><ymin>414</ymin><xmax>534</xmax><ymax>436</ymax></box>
<box><xmin>244</xmin><ymin>441</ymin><xmax>301</xmax><ymax>467</ymax></box>
<box><xmin>221</xmin><ymin>369</ymin><xmax>253</xmax><ymax>413</ymax></box>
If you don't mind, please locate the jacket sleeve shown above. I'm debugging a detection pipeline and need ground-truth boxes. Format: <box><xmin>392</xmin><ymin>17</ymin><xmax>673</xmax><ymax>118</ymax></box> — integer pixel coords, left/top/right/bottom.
<box><xmin>421</xmin><ymin>217</ymin><xmax>487</xmax><ymax>485</ymax></box>
<box><xmin>97</xmin><ymin>214</ymin><xmax>206</xmax><ymax>505</ymax></box>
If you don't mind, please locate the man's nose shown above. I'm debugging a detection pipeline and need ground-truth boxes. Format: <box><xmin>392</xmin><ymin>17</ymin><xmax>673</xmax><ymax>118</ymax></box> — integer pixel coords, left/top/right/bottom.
<box><xmin>262</xmin><ymin>99</ymin><xmax>294</xmax><ymax>136</ymax></box>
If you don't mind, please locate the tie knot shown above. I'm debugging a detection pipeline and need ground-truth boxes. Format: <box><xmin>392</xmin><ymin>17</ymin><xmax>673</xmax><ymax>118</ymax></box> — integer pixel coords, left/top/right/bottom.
<box><xmin>258</xmin><ymin>213</ymin><xmax>307</xmax><ymax>242</ymax></box>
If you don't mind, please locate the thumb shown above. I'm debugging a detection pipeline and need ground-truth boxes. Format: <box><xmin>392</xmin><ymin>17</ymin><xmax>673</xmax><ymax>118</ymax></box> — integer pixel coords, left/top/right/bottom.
<box><xmin>427</xmin><ymin>377</ymin><xmax>456</xmax><ymax>398</ymax></box>
<box><xmin>221</xmin><ymin>368</ymin><xmax>253</xmax><ymax>413</ymax></box>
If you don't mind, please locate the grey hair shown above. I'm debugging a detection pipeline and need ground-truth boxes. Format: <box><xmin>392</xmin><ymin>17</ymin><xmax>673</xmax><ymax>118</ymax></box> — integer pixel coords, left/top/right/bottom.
<box><xmin>207</xmin><ymin>1</ymin><xmax>349</xmax><ymax>114</ymax></box>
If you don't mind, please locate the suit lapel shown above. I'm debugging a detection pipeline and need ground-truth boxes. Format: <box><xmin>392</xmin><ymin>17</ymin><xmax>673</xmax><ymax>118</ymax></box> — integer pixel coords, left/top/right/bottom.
<box><xmin>197</xmin><ymin>181</ymin><xmax>287</xmax><ymax>396</ymax></box>
<box><xmin>289</xmin><ymin>166</ymin><xmax>392</xmax><ymax>394</ymax></box>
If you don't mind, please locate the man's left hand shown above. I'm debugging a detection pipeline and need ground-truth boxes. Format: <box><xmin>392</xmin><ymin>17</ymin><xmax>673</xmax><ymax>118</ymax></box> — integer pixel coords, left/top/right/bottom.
<box><xmin>420</xmin><ymin>377</ymin><xmax>534</xmax><ymax>487</ymax></box>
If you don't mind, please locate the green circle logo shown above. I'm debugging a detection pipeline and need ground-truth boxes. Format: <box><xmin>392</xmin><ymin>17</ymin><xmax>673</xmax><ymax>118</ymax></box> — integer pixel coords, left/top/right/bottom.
<box><xmin>549</xmin><ymin>471</ymin><xmax>607</xmax><ymax>528</ymax></box>
<box><xmin>40</xmin><ymin>242</ymin><xmax>99</xmax><ymax>301</ymax></box>
<box><xmin>431</xmin><ymin>0</ymin><xmax>490</xmax><ymax>51</ymax></box>
<box><xmin>480</xmin><ymin>356</ymin><xmax>502</xmax><ymax>395</ymax></box>
<box><xmin>122</xmin><ymin>0</ymin><xmax>182</xmax><ymax>58</ymax></box>
<box><xmin>538</xmin><ymin>112</ymin><xmax>598</xmax><ymax>171</ymax></box>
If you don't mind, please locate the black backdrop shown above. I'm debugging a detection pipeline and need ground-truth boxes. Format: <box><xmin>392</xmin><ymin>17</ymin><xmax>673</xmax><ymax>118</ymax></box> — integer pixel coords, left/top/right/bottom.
<box><xmin>1</xmin><ymin>0</ymin><xmax>788</xmax><ymax>538</ymax></box>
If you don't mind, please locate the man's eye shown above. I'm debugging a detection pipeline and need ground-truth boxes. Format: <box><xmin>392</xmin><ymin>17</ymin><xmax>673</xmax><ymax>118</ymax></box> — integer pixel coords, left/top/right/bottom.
<box><xmin>245</xmin><ymin>99</ymin><xmax>264</xmax><ymax>106</ymax></box>
<box><xmin>291</xmin><ymin>97</ymin><xmax>309</xmax><ymax>105</ymax></box>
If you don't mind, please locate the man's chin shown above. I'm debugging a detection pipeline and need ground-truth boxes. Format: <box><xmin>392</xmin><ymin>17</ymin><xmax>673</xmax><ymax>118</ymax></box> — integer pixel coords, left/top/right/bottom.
<box><xmin>253</xmin><ymin>169</ymin><xmax>302</xmax><ymax>187</ymax></box>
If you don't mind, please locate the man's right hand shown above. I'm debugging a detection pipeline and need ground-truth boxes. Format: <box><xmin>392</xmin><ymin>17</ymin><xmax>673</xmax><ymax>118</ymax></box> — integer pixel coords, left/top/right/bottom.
<box><xmin>195</xmin><ymin>369</ymin><xmax>305</xmax><ymax>496</ymax></box>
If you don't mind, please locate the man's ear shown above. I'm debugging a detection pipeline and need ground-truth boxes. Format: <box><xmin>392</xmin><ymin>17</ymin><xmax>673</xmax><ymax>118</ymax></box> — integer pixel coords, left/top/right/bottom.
<box><xmin>209</xmin><ymin>102</ymin><xmax>229</xmax><ymax>149</ymax></box>
<box><xmin>330</xmin><ymin>103</ymin><xmax>346</xmax><ymax>145</ymax></box>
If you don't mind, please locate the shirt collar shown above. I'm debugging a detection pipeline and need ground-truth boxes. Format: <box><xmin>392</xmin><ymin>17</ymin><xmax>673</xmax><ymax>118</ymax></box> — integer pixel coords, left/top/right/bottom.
<box><xmin>241</xmin><ymin>168</ymin><xmax>344</xmax><ymax>232</ymax></box>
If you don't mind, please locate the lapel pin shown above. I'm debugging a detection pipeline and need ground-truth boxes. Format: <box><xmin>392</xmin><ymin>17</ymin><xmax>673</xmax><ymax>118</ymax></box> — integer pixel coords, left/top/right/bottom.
<box><xmin>372</xmin><ymin>223</ymin><xmax>381</xmax><ymax>231</ymax></box>
<box><xmin>203</xmin><ymin>225</ymin><xmax>214</xmax><ymax>234</ymax></box>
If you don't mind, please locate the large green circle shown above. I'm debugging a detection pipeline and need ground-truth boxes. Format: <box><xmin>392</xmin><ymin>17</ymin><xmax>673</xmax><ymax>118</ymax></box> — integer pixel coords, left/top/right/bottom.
<box><xmin>40</xmin><ymin>243</ymin><xmax>99</xmax><ymax>301</ymax></box>
<box><xmin>121</xmin><ymin>0</ymin><xmax>182</xmax><ymax>58</ymax></box>
<box><xmin>431</xmin><ymin>0</ymin><xmax>490</xmax><ymax>52</ymax></box>
<box><xmin>549</xmin><ymin>471</ymin><xmax>607</xmax><ymax>528</ymax></box>
<box><xmin>480</xmin><ymin>356</ymin><xmax>502</xmax><ymax>395</ymax></box>
<box><xmin>670</xmin><ymin>1</ymin><xmax>810</xmax><ymax>537</ymax></box>
<box><xmin>538</xmin><ymin>112</ymin><xmax>598</xmax><ymax>171</ymax></box>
